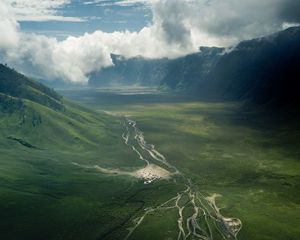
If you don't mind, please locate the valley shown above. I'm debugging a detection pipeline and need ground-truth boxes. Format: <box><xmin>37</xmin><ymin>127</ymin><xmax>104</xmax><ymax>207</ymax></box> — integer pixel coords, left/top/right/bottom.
<box><xmin>1</xmin><ymin>81</ymin><xmax>299</xmax><ymax>239</ymax></box>
<box><xmin>60</xmin><ymin>87</ymin><xmax>300</xmax><ymax>240</ymax></box>
<box><xmin>1</xmin><ymin>1</ymin><xmax>300</xmax><ymax>239</ymax></box>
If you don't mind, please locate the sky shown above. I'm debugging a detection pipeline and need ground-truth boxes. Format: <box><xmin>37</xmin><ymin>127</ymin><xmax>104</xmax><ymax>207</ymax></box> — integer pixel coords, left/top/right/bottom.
<box><xmin>0</xmin><ymin>0</ymin><xmax>299</xmax><ymax>84</ymax></box>
<box><xmin>18</xmin><ymin>0</ymin><xmax>153</xmax><ymax>39</ymax></box>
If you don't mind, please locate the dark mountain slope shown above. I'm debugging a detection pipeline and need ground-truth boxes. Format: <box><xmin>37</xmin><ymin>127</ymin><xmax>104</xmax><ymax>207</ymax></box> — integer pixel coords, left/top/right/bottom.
<box><xmin>160</xmin><ymin>26</ymin><xmax>300</xmax><ymax>108</ymax></box>
<box><xmin>161</xmin><ymin>47</ymin><xmax>224</xmax><ymax>90</ymax></box>
<box><xmin>88</xmin><ymin>27</ymin><xmax>300</xmax><ymax>110</ymax></box>
<box><xmin>0</xmin><ymin>64</ymin><xmax>63</xmax><ymax>111</ymax></box>
<box><xmin>204</xmin><ymin>26</ymin><xmax>300</xmax><ymax>106</ymax></box>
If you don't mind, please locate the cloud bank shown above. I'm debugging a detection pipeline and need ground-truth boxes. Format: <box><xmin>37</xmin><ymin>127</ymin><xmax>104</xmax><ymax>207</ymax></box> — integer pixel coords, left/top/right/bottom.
<box><xmin>8</xmin><ymin>0</ymin><xmax>83</xmax><ymax>22</ymax></box>
<box><xmin>0</xmin><ymin>0</ymin><xmax>299</xmax><ymax>84</ymax></box>
<box><xmin>0</xmin><ymin>1</ymin><xmax>19</xmax><ymax>49</ymax></box>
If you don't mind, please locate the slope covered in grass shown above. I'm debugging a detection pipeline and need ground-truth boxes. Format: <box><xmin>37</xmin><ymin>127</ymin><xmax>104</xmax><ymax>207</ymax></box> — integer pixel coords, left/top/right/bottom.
<box><xmin>0</xmin><ymin>64</ymin><xmax>154</xmax><ymax>240</ymax></box>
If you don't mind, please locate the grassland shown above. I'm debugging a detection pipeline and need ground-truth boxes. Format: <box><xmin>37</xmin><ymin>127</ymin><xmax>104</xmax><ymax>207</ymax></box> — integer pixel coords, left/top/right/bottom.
<box><xmin>61</xmin><ymin>87</ymin><xmax>300</xmax><ymax>240</ymax></box>
<box><xmin>0</xmin><ymin>87</ymin><xmax>299</xmax><ymax>240</ymax></box>
<box><xmin>0</xmin><ymin>94</ymin><xmax>184</xmax><ymax>240</ymax></box>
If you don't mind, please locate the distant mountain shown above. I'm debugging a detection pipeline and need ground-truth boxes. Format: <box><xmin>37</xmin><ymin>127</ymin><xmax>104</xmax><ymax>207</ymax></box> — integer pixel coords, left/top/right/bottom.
<box><xmin>89</xmin><ymin>54</ymin><xmax>169</xmax><ymax>87</ymax></box>
<box><xmin>160</xmin><ymin>46</ymin><xmax>224</xmax><ymax>90</ymax></box>
<box><xmin>162</xmin><ymin>26</ymin><xmax>300</xmax><ymax>107</ymax></box>
<box><xmin>89</xmin><ymin>27</ymin><xmax>300</xmax><ymax>109</ymax></box>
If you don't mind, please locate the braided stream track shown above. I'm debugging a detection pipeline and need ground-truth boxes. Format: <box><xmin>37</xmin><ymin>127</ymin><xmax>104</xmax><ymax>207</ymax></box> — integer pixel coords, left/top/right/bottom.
<box><xmin>122</xmin><ymin>118</ymin><xmax>242</xmax><ymax>240</ymax></box>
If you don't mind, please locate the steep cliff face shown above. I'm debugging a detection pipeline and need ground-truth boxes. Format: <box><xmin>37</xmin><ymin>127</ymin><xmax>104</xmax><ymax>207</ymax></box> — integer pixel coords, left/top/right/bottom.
<box><xmin>88</xmin><ymin>26</ymin><xmax>300</xmax><ymax>108</ymax></box>
<box><xmin>160</xmin><ymin>47</ymin><xmax>224</xmax><ymax>91</ymax></box>
<box><xmin>202</xmin><ymin>26</ymin><xmax>300</xmax><ymax>105</ymax></box>
<box><xmin>89</xmin><ymin>54</ymin><xmax>169</xmax><ymax>87</ymax></box>
<box><xmin>161</xmin><ymin>26</ymin><xmax>300</xmax><ymax>107</ymax></box>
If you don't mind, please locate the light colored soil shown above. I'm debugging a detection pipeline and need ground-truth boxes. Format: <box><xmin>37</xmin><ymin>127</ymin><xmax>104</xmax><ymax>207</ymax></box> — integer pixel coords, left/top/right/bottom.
<box><xmin>94</xmin><ymin>164</ymin><xmax>171</xmax><ymax>184</ymax></box>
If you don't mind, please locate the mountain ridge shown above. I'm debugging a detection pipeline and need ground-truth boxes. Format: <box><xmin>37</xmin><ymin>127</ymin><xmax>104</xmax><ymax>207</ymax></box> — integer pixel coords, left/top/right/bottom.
<box><xmin>89</xmin><ymin>26</ymin><xmax>300</xmax><ymax>109</ymax></box>
<box><xmin>0</xmin><ymin>64</ymin><xmax>64</xmax><ymax>111</ymax></box>
<box><xmin>0</xmin><ymin>63</ymin><xmax>116</xmax><ymax>151</ymax></box>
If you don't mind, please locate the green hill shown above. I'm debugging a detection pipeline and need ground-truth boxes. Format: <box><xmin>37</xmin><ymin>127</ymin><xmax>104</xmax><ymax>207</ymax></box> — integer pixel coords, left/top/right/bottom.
<box><xmin>0</xmin><ymin>64</ymin><xmax>63</xmax><ymax>111</ymax></box>
<box><xmin>0</xmin><ymin>63</ymin><xmax>118</xmax><ymax>151</ymax></box>
<box><xmin>0</xmin><ymin>64</ymin><xmax>143</xmax><ymax>240</ymax></box>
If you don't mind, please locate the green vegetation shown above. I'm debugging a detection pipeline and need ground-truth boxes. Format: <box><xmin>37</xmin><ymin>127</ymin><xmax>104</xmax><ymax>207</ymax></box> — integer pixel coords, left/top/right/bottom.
<box><xmin>62</xmin><ymin>87</ymin><xmax>300</xmax><ymax>240</ymax></box>
<box><xmin>0</xmin><ymin>66</ymin><xmax>183</xmax><ymax>239</ymax></box>
<box><xmin>1</xmin><ymin>63</ymin><xmax>299</xmax><ymax>240</ymax></box>
<box><xmin>0</xmin><ymin>64</ymin><xmax>63</xmax><ymax>111</ymax></box>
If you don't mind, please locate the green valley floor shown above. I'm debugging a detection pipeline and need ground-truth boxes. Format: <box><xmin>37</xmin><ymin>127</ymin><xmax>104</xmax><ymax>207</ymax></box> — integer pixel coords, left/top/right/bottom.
<box><xmin>1</xmin><ymin>87</ymin><xmax>299</xmax><ymax>240</ymax></box>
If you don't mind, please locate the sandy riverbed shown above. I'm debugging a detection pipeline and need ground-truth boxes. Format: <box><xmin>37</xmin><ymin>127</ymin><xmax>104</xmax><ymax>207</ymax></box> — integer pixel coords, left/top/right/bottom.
<box><xmin>94</xmin><ymin>164</ymin><xmax>171</xmax><ymax>184</ymax></box>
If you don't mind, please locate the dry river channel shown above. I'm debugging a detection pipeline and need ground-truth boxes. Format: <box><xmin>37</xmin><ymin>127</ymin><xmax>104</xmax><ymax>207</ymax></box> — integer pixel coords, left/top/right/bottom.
<box><xmin>73</xmin><ymin>117</ymin><xmax>242</xmax><ymax>240</ymax></box>
<box><xmin>122</xmin><ymin>118</ymin><xmax>242</xmax><ymax>240</ymax></box>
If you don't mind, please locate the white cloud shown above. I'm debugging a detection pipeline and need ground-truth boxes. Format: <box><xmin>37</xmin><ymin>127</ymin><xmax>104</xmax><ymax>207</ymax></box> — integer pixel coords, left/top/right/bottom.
<box><xmin>83</xmin><ymin>0</ymin><xmax>157</xmax><ymax>6</ymax></box>
<box><xmin>15</xmin><ymin>15</ymin><xmax>85</xmax><ymax>22</ymax></box>
<box><xmin>151</xmin><ymin>0</ymin><xmax>300</xmax><ymax>48</ymax></box>
<box><xmin>6</xmin><ymin>33</ymin><xmax>113</xmax><ymax>83</ymax></box>
<box><xmin>282</xmin><ymin>22</ymin><xmax>300</xmax><ymax>30</ymax></box>
<box><xmin>1</xmin><ymin>0</ymin><xmax>299</xmax><ymax>84</ymax></box>
<box><xmin>116</xmin><ymin>0</ymin><xmax>158</xmax><ymax>6</ymax></box>
<box><xmin>0</xmin><ymin>1</ymin><xmax>19</xmax><ymax>49</ymax></box>
<box><xmin>2</xmin><ymin>26</ymin><xmax>188</xmax><ymax>83</ymax></box>
<box><xmin>7</xmin><ymin>0</ymin><xmax>83</xmax><ymax>22</ymax></box>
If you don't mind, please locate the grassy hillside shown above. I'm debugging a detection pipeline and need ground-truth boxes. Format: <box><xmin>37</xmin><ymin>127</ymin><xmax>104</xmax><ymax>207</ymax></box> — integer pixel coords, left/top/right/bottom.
<box><xmin>1</xmin><ymin>64</ymin><xmax>104</xmax><ymax>151</ymax></box>
<box><xmin>0</xmin><ymin>65</ymin><xmax>155</xmax><ymax>240</ymax></box>
<box><xmin>0</xmin><ymin>64</ymin><xmax>63</xmax><ymax>111</ymax></box>
<box><xmin>1</xmin><ymin>62</ymin><xmax>299</xmax><ymax>239</ymax></box>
